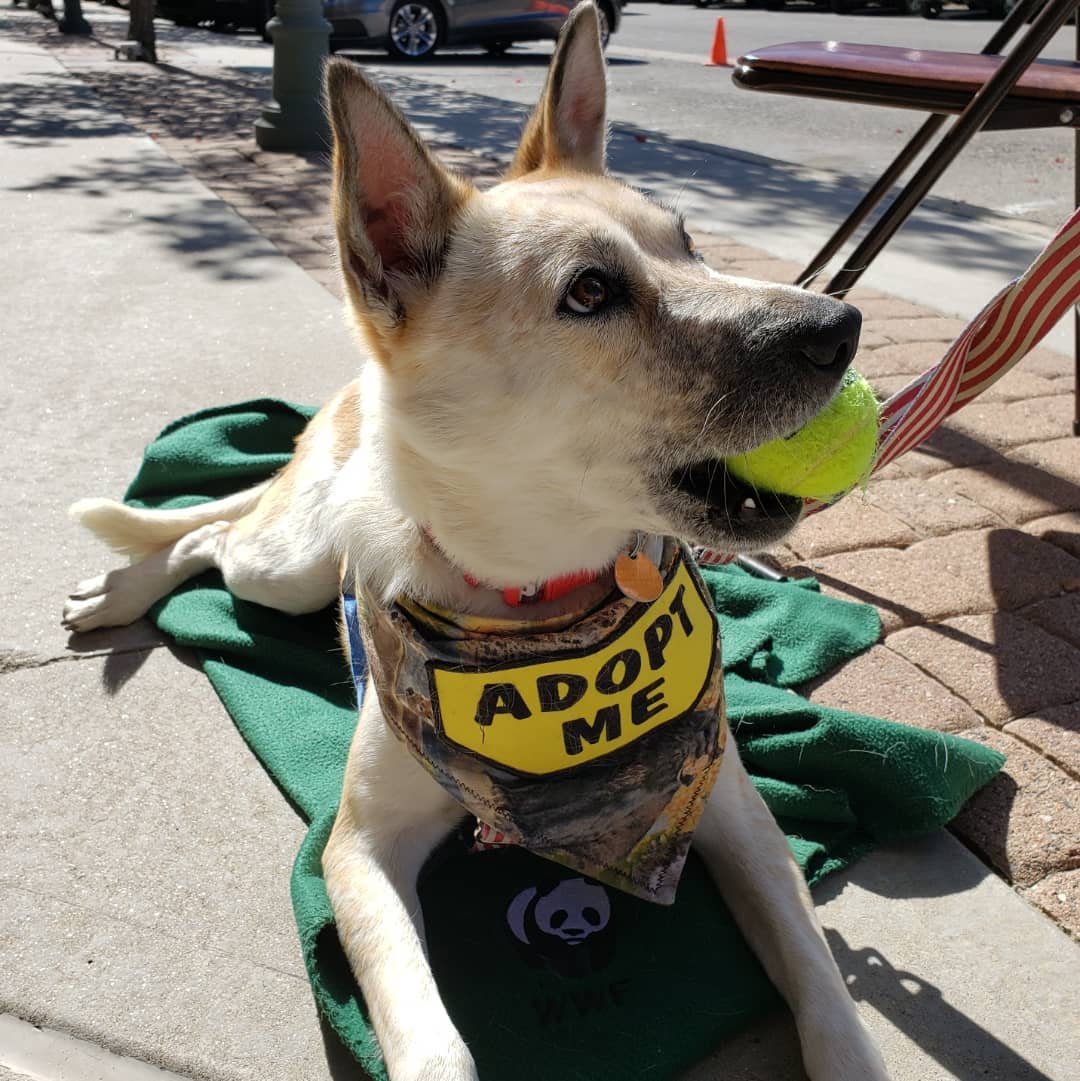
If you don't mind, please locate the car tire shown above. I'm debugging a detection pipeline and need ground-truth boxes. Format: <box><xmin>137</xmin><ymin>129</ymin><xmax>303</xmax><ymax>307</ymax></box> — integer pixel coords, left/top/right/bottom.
<box><xmin>596</xmin><ymin>0</ymin><xmax>614</xmax><ymax>49</ymax></box>
<box><xmin>386</xmin><ymin>0</ymin><xmax>444</xmax><ymax>61</ymax></box>
<box><xmin>256</xmin><ymin>0</ymin><xmax>273</xmax><ymax>42</ymax></box>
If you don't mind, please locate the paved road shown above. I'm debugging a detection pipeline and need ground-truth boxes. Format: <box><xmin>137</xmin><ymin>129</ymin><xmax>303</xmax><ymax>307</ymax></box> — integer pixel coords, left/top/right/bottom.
<box><xmin>344</xmin><ymin>3</ymin><xmax>1076</xmax><ymax>231</ymax></box>
<box><xmin>154</xmin><ymin>1</ymin><xmax>1076</xmax><ymax>342</ymax></box>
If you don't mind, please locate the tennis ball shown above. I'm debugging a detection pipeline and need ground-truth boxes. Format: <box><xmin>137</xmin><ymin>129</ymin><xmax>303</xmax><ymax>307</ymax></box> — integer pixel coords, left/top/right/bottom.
<box><xmin>725</xmin><ymin>370</ymin><xmax>879</xmax><ymax>500</ymax></box>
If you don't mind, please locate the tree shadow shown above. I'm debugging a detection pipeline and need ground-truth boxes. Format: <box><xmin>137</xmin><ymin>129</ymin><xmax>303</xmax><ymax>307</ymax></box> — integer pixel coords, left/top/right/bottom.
<box><xmin>0</xmin><ymin>77</ymin><xmax>131</xmax><ymax>147</ymax></box>
<box><xmin>15</xmin><ymin>158</ymin><xmax>284</xmax><ymax>275</ymax></box>
<box><xmin>9</xmin><ymin>151</ymin><xmax>196</xmax><ymax>194</ymax></box>
<box><xmin>88</xmin><ymin>195</ymin><xmax>283</xmax><ymax>277</ymax></box>
<box><xmin>367</xmin><ymin>73</ymin><xmax>1065</xmax><ymax>279</ymax></box>
<box><xmin>74</xmin><ymin>62</ymin><xmax>273</xmax><ymax>144</ymax></box>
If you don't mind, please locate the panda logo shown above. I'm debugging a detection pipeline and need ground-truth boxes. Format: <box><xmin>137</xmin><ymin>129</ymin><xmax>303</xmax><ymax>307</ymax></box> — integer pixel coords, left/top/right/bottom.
<box><xmin>506</xmin><ymin>876</ymin><xmax>615</xmax><ymax>977</ymax></box>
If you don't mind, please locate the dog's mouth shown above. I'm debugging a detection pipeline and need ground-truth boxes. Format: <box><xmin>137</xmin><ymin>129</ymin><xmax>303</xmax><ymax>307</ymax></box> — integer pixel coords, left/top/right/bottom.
<box><xmin>671</xmin><ymin>459</ymin><xmax>803</xmax><ymax>530</ymax></box>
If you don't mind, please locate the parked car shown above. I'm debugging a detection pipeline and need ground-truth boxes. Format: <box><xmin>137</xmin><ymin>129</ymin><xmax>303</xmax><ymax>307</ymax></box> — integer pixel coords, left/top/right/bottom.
<box><xmin>158</xmin><ymin>0</ymin><xmax>620</xmax><ymax>58</ymax></box>
<box><xmin>919</xmin><ymin>0</ymin><xmax>1016</xmax><ymax>16</ymax></box>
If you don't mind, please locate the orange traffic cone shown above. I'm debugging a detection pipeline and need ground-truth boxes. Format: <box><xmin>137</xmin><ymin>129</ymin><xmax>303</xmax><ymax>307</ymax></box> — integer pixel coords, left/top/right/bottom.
<box><xmin>706</xmin><ymin>18</ymin><xmax>728</xmax><ymax>67</ymax></box>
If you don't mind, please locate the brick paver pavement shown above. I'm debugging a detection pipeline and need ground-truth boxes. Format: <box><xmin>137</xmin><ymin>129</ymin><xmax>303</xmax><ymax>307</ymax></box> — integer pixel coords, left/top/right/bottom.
<box><xmin>17</xmin><ymin>11</ymin><xmax>1080</xmax><ymax>936</ymax></box>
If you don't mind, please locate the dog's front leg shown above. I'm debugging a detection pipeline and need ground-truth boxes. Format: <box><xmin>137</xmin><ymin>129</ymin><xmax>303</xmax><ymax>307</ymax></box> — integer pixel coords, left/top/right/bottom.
<box><xmin>323</xmin><ymin>690</ymin><xmax>476</xmax><ymax>1081</ymax></box>
<box><xmin>694</xmin><ymin>742</ymin><xmax>890</xmax><ymax>1081</ymax></box>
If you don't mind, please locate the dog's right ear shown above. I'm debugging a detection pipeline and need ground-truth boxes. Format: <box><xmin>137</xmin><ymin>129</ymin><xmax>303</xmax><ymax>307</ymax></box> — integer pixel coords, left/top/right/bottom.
<box><xmin>325</xmin><ymin>59</ymin><xmax>471</xmax><ymax>339</ymax></box>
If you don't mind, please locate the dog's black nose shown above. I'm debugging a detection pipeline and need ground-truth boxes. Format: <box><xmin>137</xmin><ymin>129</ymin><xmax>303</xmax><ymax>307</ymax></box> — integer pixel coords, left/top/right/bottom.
<box><xmin>799</xmin><ymin>303</ymin><xmax>862</xmax><ymax>374</ymax></box>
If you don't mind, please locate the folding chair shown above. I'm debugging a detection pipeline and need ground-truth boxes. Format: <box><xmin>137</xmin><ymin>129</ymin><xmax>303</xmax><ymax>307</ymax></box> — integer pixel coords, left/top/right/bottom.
<box><xmin>732</xmin><ymin>0</ymin><xmax>1080</xmax><ymax>437</ymax></box>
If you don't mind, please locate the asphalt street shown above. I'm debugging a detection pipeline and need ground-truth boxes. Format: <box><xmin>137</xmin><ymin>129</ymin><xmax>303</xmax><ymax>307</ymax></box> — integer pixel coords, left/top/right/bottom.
<box><xmin>345</xmin><ymin>3</ymin><xmax>1077</xmax><ymax>232</ymax></box>
<box><xmin>127</xmin><ymin>1</ymin><xmax>1076</xmax><ymax>343</ymax></box>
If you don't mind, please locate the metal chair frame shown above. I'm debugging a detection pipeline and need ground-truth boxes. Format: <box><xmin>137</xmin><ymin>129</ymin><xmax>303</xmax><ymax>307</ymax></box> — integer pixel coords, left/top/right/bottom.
<box><xmin>734</xmin><ymin>0</ymin><xmax>1080</xmax><ymax>436</ymax></box>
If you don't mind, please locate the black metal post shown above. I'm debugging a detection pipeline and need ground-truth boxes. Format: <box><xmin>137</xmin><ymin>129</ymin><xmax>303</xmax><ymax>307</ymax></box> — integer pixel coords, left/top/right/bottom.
<box><xmin>58</xmin><ymin>0</ymin><xmax>91</xmax><ymax>35</ymax></box>
<box><xmin>254</xmin><ymin>0</ymin><xmax>332</xmax><ymax>152</ymax></box>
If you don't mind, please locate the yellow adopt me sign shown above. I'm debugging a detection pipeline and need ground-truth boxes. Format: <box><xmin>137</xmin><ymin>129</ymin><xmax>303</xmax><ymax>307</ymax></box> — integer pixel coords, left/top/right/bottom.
<box><xmin>429</xmin><ymin>560</ymin><xmax>717</xmax><ymax>775</ymax></box>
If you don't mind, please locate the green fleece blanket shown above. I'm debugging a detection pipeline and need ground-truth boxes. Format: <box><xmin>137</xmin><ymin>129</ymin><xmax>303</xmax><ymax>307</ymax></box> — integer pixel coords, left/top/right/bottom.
<box><xmin>127</xmin><ymin>399</ymin><xmax>1004</xmax><ymax>1081</ymax></box>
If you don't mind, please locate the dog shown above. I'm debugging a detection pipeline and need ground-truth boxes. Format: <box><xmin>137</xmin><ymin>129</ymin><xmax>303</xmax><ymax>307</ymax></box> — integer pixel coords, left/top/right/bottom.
<box><xmin>62</xmin><ymin>5</ymin><xmax>888</xmax><ymax>1079</ymax></box>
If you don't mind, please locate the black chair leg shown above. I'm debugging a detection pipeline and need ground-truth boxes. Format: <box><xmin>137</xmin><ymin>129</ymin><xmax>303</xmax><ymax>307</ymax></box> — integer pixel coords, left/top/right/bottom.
<box><xmin>795</xmin><ymin>0</ymin><xmax>1054</xmax><ymax>292</ymax></box>
<box><xmin>824</xmin><ymin>0</ymin><xmax>1078</xmax><ymax>300</ymax></box>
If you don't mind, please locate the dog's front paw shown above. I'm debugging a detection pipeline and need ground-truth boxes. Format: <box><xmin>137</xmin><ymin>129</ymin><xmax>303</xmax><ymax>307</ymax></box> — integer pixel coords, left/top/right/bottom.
<box><xmin>392</xmin><ymin>1039</ymin><xmax>479</xmax><ymax>1081</ymax></box>
<box><xmin>797</xmin><ymin>1010</ymin><xmax>891</xmax><ymax>1081</ymax></box>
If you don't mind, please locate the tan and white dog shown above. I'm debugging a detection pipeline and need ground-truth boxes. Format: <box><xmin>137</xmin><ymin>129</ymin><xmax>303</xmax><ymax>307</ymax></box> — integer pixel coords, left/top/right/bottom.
<box><xmin>63</xmin><ymin>6</ymin><xmax>888</xmax><ymax>1079</ymax></box>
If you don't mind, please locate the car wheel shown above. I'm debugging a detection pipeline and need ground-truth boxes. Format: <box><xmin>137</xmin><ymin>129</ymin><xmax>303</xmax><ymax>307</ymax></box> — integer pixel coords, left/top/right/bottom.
<box><xmin>484</xmin><ymin>40</ymin><xmax>512</xmax><ymax>55</ymax></box>
<box><xmin>387</xmin><ymin>0</ymin><xmax>443</xmax><ymax>61</ymax></box>
<box><xmin>596</xmin><ymin>0</ymin><xmax>614</xmax><ymax>48</ymax></box>
<box><xmin>256</xmin><ymin>0</ymin><xmax>273</xmax><ymax>42</ymax></box>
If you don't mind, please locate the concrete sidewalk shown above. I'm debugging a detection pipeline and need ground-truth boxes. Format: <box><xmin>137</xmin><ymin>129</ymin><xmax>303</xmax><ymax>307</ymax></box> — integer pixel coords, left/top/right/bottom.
<box><xmin>3</xmin><ymin>7</ymin><xmax>1080</xmax><ymax>1081</ymax></box>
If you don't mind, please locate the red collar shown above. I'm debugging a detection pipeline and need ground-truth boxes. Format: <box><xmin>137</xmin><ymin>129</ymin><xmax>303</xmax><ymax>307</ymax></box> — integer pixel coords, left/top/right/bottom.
<box><xmin>422</xmin><ymin>527</ymin><xmax>601</xmax><ymax>608</ymax></box>
<box><xmin>424</xmin><ymin>528</ymin><xmax>664</xmax><ymax>608</ymax></box>
<box><xmin>462</xmin><ymin>567</ymin><xmax>602</xmax><ymax>608</ymax></box>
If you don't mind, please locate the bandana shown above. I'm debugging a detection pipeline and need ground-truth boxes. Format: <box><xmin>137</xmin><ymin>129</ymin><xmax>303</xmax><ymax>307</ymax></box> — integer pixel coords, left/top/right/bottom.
<box><xmin>342</xmin><ymin>541</ymin><xmax>727</xmax><ymax>904</ymax></box>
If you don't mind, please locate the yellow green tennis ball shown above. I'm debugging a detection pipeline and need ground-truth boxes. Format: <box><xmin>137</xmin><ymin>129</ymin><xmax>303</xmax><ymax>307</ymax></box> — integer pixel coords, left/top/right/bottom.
<box><xmin>726</xmin><ymin>370</ymin><xmax>879</xmax><ymax>500</ymax></box>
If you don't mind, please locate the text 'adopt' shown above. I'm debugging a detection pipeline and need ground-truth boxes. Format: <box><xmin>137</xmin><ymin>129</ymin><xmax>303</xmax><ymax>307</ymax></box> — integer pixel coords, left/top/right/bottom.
<box><xmin>429</xmin><ymin>560</ymin><xmax>716</xmax><ymax>775</ymax></box>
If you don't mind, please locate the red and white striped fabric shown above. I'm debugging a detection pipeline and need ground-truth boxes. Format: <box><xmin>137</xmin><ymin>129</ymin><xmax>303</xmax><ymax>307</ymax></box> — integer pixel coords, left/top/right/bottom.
<box><xmin>698</xmin><ymin>204</ymin><xmax>1080</xmax><ymax>567</ymax></box>
<box><xmin>472</xmin><ymin>820</ymin><xmax>514</xmax><ymax>851</ymax></box>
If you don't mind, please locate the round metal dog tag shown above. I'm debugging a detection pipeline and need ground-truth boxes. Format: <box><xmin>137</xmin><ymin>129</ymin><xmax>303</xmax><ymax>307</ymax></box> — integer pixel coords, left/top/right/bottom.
<box><xmin>613</xmin><ymin>550</ymin><xmax>663</xmax><ymax>603</ymax></box>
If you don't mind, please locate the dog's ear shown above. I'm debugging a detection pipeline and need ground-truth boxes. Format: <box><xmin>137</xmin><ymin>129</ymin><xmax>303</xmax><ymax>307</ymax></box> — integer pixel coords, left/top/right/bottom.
<box><xmin>507</xmin><ymin>2</ymin><xmax>607</xmax><ymax>178</ymax></box>
<box><xmin>325</xmin><ymin>58</ymin><xmax>472</xmax><ymax>336</ymax></box>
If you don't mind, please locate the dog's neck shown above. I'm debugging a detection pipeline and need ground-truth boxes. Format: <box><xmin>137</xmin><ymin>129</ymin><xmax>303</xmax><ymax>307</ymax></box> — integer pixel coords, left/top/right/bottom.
<box><xmin>337</xmin><ymin>361</ymin><xmax>639</xmax><ymax>616</ymax></box>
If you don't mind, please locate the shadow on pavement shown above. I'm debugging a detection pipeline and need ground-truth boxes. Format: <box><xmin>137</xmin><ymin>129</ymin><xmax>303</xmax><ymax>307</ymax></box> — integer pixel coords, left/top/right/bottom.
<box><xmin>367</xmin><ymin>74</ymin><xmax>1057</xmax><ymax>280</ymax></box>
<box><xmin>814</xmin><ymin>834</ymin><xmax>990</xmax><ymax>903</ymax></box>
<box><xmin>92</xmin><ymin>196</ymin><xmax>282</xmax><ymax>277</ymax></box>
<box><xmin>101</xmin><ymin>640</ymin><xmax>155</xmax><ymax>693</ymax></box>
<box><xmin>78</xmin><ymin>62</ymin><xmax>274</xmax><ymax>143</ymax></box>
<box><xmin>827</xmin><ymin>929</ymin><xmax>1055</xmax><ymax>1081</ymax></box>
<box><xmin>0</xmin><ymin>78</ymin><xmax>131</xmax><ymax>146</ymax></box>
<box><xmin>11</xmin><ymin>151</ymin><xmax>196</xmax><ymax>194</ymax></box>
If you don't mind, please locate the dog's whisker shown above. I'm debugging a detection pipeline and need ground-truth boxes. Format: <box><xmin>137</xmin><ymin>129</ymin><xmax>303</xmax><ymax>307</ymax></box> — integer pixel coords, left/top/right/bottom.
<box><xmin>797</xmin><ymin>260</ymin><xmax>832</xmax><ymax>290</ymax></box>
<box><xmin>696</xmin><ymin>391</ymin><xmax>732</xmax><ymax>442</ymax></box>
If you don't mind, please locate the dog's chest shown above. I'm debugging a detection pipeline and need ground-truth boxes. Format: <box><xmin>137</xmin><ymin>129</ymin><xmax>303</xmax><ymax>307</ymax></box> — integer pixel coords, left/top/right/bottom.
<box><xmin>344</xmin><ymin>542</ymin><xmax>727</xmax><ymax>905</ymax></box>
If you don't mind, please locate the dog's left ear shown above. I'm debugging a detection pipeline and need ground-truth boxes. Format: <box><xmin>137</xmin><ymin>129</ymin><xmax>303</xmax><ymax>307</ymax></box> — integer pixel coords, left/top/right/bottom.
<box><xmin>507</xmin><ymin>1</ymin><xmax>608</xmax><ymax>178</ymax></box>
<box><xmin>325</xmin><ymin>58</ymin><xmax>472</xmax><ymax>337</ymax></box>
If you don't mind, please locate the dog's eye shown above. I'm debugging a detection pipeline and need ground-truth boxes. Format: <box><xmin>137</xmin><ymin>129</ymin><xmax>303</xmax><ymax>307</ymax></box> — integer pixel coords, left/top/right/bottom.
<box><xmin>564</xmin><ymin>272</ymin><xmax>610</xmax><ymax>315</ymax></box>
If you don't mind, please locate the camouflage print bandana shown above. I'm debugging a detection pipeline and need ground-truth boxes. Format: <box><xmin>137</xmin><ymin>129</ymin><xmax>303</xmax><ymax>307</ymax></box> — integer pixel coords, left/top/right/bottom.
<box><xmin>342</xmin><ymin>541</ymin><xmax>727</xmax><ymax>905</ymax></box>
